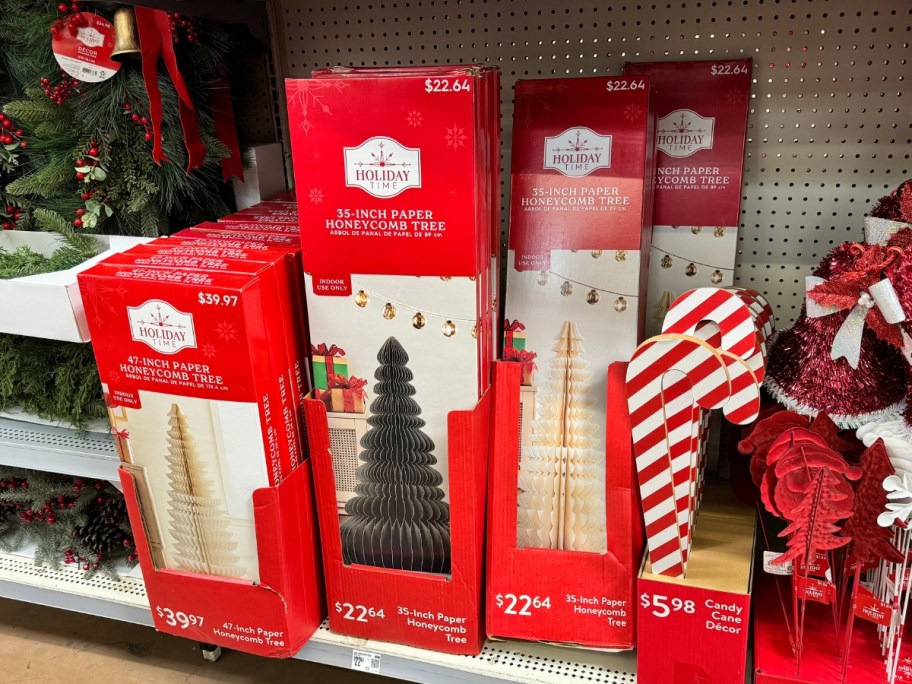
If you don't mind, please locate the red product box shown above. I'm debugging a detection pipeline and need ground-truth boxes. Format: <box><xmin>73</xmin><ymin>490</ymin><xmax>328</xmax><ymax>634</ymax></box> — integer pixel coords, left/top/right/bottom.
<box><xmin>234</xmin><ymin>202</ymin><xmax>299</xmax><ymax>222</ymax></box>
<box><xmin>78</xmin><ymin>263</ymin><xmax>324</xmax><ymax>655</ymax></box>
<box><xmin>302</xmin><ymin>388</ymin><xmax>490</xmax><ymax>654</ymax></box>
<box><xmin>637</xmin><ymin>483</ymin><xmax>755</xmax><ymax>683</ymax></box>
<box><xmin>286</xmin><ymin>65</ymin><xmax>497</xmax><ymax>652</ymax></box>
<box><xmin>486</xmin><ymin>361</ymin><xmax>643</xmax><ymax>648</ymax></box>
<box><xmin>110</xmin><ymin>241</ymin><xmax>311</xmax><ymax>443</ymax></box>
<box><xmin>494</xmin><ymin>76</ymin><xmax>655</xmax><ymax>647</ymax></box>
<box><xmin>623</xmin><ymin>59</ymin><xmax>752</xmax><ymax>336</ymax></box>
<box><xmin>216</xmin><ymin>216</ymin><xmax>300</xmax><ymax>233</ymax></box>
<box><xmin>753</xmin><ymin>572</ymin><xmax>912</xmax><ymax>683</ymax></box>
<box><xmin>174</xmin><ymin>225</ymin><xmax>300</xmax><ymax>247</ymax></box>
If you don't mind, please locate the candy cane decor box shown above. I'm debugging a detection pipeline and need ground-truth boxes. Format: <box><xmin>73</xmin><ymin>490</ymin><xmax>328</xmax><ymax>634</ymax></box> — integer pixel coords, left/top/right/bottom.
<box><xmin>286</xmin><ymin>65</ymin><xmax>498</xmax><ymax>653</ymax></box>
<box><xmin>637</xmin><ymin>482</ymin><xmax>756</xmax><ymax>684</ymax></box>
<box><xmin>623</xmin><ymin>59</ymin><xmax>752</xmax><ymax>336</ymax></box>
<box><xmin>77</xmin><ymin>261</ymin><xmax>323</xmax><ymax>656</ymax></box>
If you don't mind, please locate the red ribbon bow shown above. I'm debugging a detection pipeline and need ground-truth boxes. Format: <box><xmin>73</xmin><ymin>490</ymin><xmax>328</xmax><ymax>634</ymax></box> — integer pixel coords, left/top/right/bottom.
<box><xmin>327</xmin><ymin>374</ymin><xmax>368</xmax><ymax>399</ymax></box>
<box><xmin>504</xmin><ymin>348</ymin><xmax>538</xmax><ymax>372</ymax></box>
<box><xmin>111</xmin><ymin>428</ymin><xmax>130</xmax><ymax>439</ymax></box>
<box><xmin>134</xmin><ymin>7</ymin><xmax>206</xmax><ymax>172</ymax></box>
<box><xmin>504</xmin><ymin>319</ymin><xmax>526</xmax><ymax>333</ymax></box>
<box><xmin>311</xmin><ymin>342</ymin><xmax>346</xmax><ymax>357</ymax></box>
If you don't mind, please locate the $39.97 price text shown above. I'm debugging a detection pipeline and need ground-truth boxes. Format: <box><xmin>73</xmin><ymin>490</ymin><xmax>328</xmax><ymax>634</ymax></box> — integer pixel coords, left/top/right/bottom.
<box><xmin>155</xmin><ymin>606</ymin><xmax>204</xmax><ymax>629</ymax></box>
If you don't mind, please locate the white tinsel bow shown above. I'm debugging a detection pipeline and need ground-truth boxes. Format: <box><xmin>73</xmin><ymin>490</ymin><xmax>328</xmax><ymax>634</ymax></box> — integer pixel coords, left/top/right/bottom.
<box><xmin>805</xmin><ymin>275</ymin><xmax>906</xmax><ymax>369</ymax></box>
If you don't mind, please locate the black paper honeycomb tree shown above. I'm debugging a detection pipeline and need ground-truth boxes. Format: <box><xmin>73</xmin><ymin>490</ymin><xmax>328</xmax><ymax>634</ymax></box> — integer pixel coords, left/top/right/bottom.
<box><xmin>340</xmin><ymin>337</ymin><xmax>451</xmax><ymax>574</ymax></box>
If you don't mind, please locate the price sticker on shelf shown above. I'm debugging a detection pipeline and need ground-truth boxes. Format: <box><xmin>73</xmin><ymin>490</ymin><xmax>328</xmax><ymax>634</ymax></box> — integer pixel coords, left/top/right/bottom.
<box><xmin>52</xmin><ymin>13</ymin><xmax>121</xmax><ymax>83</ymax></box>
<box><xmin>351</xmin><ymin>649</ymin><xmax>382</xmax><ymax>674</ymax></box>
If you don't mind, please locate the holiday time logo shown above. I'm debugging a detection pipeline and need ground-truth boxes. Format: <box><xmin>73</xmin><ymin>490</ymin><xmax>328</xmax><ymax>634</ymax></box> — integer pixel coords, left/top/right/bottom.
<box><xmin>543</xmin><ymin>127</ymin><xmax>612</xmax><ymax>177</ymax></box>
<box><xmin>127</xmin><ymin>300</ymin><xmax>197</xmax><ymax>354</ymax></box>
<box><xmin>656</xmin><ymin>109</ymin><xmax>715</xmax><ymax>158</ymax></box>
<box><xmin>344</xmin><ymin>136</ymin><xmax>421</xmax><ymax>198</ymax></box>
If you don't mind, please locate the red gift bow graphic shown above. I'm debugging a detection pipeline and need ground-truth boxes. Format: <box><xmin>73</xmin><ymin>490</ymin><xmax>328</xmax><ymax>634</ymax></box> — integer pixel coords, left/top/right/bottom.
<box><xmin>311</xmin><ymin>342</ymin><xmax>346</xmax><ymax>357</ymax></box>
<box><xmin>504</xmin><ymin>319</ymin><xmax>526</xmax><ymax>332</ymax></box>
<box><xmin>111</xmin><ymin>428</ymin><xmax>130</xmax><ymax>439</ymax></box>
<box><xmin>327</xmin><ymin>374</ymin><xmax>368</xmax><ymax>413</ymax></box>
<box><xmin>806</xmin><ymin>244</ymin><xmax>906</xmax><ymax>368</ymax></box>
<box><xmin>504</xmin><ymin>347</ymin><xmax>538</xmax><ymax>372</ymax></box>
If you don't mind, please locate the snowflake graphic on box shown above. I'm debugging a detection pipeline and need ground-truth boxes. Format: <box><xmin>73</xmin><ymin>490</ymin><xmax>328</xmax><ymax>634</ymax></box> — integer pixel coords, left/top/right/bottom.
<box><xmin>286</xmin><ymin>79</ymin><xmax>348</xmax><ymax>135</ymax></box>
<box><xmin>407</xmin><ymin>110</ymin><xmax>423</xmax><ymax>128</ymax></box>
<box><xmin>309</xmin><ymin>188</ymin><xmax>324</xmax><ymax>204</ymax></box>
<box><xmin>216</xmin><ymin>320</ymin><xmax>238</xmax><ymax>342</ymax></box>
<box><xmin>202</xmin><ymin>344</ymin><xmax>218</xmax><ymax>359</ymax></box>
<box><xmin>624</xmin><ymin>104</ymin><xmax>644</xmax><ymax>122</ymax></box>
<box><xmin>445</xmin><ymin>126</ymin><xmax>467</xmax><ymax>149</ymax></box>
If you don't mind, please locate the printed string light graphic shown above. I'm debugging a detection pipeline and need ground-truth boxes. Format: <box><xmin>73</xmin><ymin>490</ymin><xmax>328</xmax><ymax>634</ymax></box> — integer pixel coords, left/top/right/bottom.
<box><xmin>352</xmin><ymin>279</ymin><xmax>479</xmax><ymax>338</ymax></box>
<box><xmin>534</xmin><ymin>251</ymin><xmax>636</xmax><ymax>312</ymax></box>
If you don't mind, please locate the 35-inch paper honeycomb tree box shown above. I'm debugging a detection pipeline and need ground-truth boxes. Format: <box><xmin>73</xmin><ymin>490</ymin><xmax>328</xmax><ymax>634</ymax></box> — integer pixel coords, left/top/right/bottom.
<box><xmin>489</xmin><ymin>75</ymin><xmax>656</xmax><ymax>650</ymax></box>
<box><xmin>286</xmin><ymin>64</ymin><xmax>498</xmax><ymax>654</ymax></box>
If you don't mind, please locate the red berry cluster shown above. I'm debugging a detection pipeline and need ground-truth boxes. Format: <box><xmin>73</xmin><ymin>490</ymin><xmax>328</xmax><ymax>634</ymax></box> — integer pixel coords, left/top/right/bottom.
<box><xmin>0</xmin><ymin>478</ymin><xmax>28</xmax><ymax>492</ymax></box>
<box><xmin>63</xmin><ymin>548</ymin><xmax>102</xmax><ymax>571</ymax></box>
<box><xmin>2</xmin><ymin>204</ymin><xmax>22</xmax><ymax>230</ymax></box>
<box><xmin>123</xmin><ymin>537</ymin><xmax>137</xmax><ymax>564</ymax></box>
<box><xmin>0</xmin><ymin>112</ymin><xmax>27</xmax><ymax>148</ymax></box>
<box><xmin>167</xmin><ymin>13</ymin><xmax>199</xmax><ymax>43</ymax></box>
<box><xmin>123</xmin><ymin>102</ymin><xmax>153</xmax><ymax>142</ymax></box>
<box><xmin>40</xmin><ymin>68</ymin><xmax>80</xmax><ymax>106</ymax></box>
<box><xmin>50</xmin><ymin>2</ymin><xmax>86</xmax><ymax>37</ymax></box>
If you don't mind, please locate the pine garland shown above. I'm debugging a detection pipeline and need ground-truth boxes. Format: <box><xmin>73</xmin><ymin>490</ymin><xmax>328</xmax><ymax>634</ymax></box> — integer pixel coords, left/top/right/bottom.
<box><xmin>0</xmin><ymin>467</ymin><xmax>137</xmax><ymax>578</ymax></box>
<box><xmin>0</xmin><ymin>335</ymin><xmax>106</xmax><ymax>429</ymax></box>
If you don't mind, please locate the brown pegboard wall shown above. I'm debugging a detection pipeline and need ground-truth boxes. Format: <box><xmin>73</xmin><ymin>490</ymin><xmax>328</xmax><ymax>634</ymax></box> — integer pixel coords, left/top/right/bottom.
<box><xmin>270</xmin><ymin>0</ymin><xmax>911</xmax><ymax>325</ymax></box>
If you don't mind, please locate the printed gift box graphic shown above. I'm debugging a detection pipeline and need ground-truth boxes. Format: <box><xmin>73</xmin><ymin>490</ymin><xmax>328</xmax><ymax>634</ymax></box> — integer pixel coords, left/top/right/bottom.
<box><xmin>311</xmin><ymin>342</ymin><xmax>349</xmax><ymax>390</ymax></box>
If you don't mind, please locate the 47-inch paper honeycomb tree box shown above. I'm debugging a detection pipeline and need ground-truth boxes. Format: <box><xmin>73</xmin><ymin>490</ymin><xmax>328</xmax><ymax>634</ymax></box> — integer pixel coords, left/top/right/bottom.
<box><xmin>77</xmin><ymin>243</ymin><xmax>323</xmax><ymax>658</ymax></box>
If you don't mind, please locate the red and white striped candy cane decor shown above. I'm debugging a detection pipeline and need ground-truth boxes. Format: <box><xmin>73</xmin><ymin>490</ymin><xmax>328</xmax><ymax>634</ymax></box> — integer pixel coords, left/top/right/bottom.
<box><xmin>662</xmin><ymin>287</ymin><xmax>765</xmax><ymax>368</ymax></box>
<box><xmin>626</xmin><ymin>334</ymin><xmax>731</xmax><ymax>577</ymax></box>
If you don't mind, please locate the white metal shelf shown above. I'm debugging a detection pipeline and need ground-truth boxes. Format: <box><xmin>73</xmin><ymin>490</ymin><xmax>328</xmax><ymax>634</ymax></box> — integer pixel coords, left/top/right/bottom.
<box><xmin>0</xmin><ymin>545</ymin><xmax>635</xmax><ymax>683</ymax></box>
<box><xmin>0</xmin><ymin>419</ymin><xmax>636</xmax><ymax>682</ymax></box>
<box><xmin>0</xmin><ymin>417</ymin><xmax>120</xmax><ymax>481</ymax></box>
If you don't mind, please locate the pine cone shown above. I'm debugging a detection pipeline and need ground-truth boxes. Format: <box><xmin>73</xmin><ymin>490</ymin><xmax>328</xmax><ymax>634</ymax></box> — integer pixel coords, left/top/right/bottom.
<box><xmin>72</xmin><ymin>490</ymin><xmax>132</xmax><ymax>555</ymax></box>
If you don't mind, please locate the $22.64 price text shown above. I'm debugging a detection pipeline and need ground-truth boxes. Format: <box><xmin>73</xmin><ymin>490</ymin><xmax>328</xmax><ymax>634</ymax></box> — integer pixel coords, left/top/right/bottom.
<box><xmin>494</xmin><ymin>593</ymin><xmax>551</xmax><ymax>616</ymax></box>
<box><xmin>335</xmin><ymin>602</ymin><xmax>385</xmax><ymax>622</ymax></box>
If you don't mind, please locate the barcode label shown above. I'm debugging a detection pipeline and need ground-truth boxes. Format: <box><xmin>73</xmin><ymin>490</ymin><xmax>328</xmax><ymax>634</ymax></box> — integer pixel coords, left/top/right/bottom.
<box><xmin>351</xmin><ymin>649</ymin><xmax>381</xmax><ymax>674</ymax></box>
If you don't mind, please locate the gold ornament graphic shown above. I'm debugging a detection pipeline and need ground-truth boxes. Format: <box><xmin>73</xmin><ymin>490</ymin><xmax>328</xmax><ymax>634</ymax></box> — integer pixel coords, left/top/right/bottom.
<box><xmin>691</xmin><ymin>226</ymin><xmax>703</xmax><ymax>234</ymax></box>
<box><xmin>411</xmin><ymin>312</ymin><xmax>426</xmax><ymax>329</ymax></box>
<box><xmin>383</xmin><ymin>302</ymin><xmax>397</xmax><ymax>319</ymax></box>
<box><xmin>560</xmin><ymin>281</ymin><xmax>574</xmax><ymax>297</ymax></box>
<box><xmin>614</xmin><ymin>297</ymin><xmax>628</xmax><ymax>312</ymax></box>
<box><xmin>471</xmin><ymin>325</ymin><xmax>477</xmax><ymax>339</ymax></box>
<box><xmin>661</xmin><ymin>255</ymin><xmax>673</xmax><ymax>269</ymax></box>
<box><xmin>440</xmin><ymin>276</ymin><xmax>452</xmax><ymax>281</ymax></box>
<box><xmin>355</xmin><ymin>290</ymin><xmax>370</xmax><ymax>308</ymax></box>
<box><xmin>615</xmin><ymin>250</ymin><xmax>627</xmax><ymax>262</ymax></box>
<box><xmin>586</xmin><ymin>289</ymin><xmax>600</xmax><ymax>305</ymax></box>
<box><xmin>714</xmin><ymin>227</ymin><xmax>726</xmax><ymax>237</ymax></box>
<box><xmin>711</xmin><ymin>270</ymin><xmax>724</xmax><ymax>284</ymax></box>
<box><xmin>591</xmin><ymin>250</ymin><xmax>603</xmax><ymax>259</ymax></box>
<box><xmin>685</xmin><ymin>263</ymin><xmax>698</xmax><ymax>277</ymax></box>
<box><xmin>442</xmin><ymin>320</ymin><xmax>457</xmax><ymax>337</ymax></box>
<box><xmin>537</xmin><ymin>271</ymin><xmax>549</xmax><ymax>286</ymax></box>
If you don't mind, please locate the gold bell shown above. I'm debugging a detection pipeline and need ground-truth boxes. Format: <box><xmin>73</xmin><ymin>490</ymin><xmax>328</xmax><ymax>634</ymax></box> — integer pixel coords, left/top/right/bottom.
<box><xmin>111</xmin><ymin>8</ymin><xmax>142</xmax><ymax>61</ymax></box>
